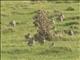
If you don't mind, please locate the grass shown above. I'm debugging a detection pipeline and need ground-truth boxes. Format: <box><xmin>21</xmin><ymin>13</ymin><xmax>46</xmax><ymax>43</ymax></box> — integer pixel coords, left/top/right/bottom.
<box><xmin>1</xmin><ymin>1</ymin><xmax>80</xmax><ymax>60</ymax></box>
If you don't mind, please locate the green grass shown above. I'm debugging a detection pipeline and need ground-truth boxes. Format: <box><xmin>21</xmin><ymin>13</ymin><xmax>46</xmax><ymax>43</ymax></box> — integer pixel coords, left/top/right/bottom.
<box><xmin>1</xmin><ymin>1</ymin><xmax>80</xmax><ymax>60</ymax></box>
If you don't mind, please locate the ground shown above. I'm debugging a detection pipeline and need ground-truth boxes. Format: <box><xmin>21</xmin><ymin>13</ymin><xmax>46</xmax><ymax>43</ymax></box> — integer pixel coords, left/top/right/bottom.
<box><xmin>1</xmin><ymin>1</ymin><xmax>80</xmax><ymax>60</ymax></box>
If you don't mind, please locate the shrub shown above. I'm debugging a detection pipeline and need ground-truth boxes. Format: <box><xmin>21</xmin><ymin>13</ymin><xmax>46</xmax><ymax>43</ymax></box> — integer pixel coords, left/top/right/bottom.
<box><xmin>65</xmin><ymin>7</ymin><xmax>75</xmax><ymax>11</ymax></box>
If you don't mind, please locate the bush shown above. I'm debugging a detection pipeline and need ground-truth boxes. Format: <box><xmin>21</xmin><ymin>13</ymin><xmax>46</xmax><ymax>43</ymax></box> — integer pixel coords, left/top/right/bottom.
<box><xmin>65</xmin><ymin>7</ymin><xmax>75</xmax><ymax>11</ymax></box>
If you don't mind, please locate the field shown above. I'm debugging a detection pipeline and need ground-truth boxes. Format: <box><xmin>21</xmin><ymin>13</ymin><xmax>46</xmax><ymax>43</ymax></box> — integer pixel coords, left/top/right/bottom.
<box><xmin>1</xmin><ymin>1</ymin><xmax>80</xmax><ymax>60</ymax></box>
